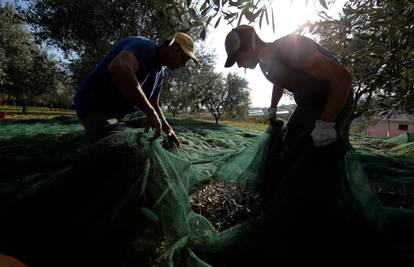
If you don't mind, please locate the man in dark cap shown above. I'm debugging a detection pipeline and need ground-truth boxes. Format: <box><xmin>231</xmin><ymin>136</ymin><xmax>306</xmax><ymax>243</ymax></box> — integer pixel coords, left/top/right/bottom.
<box><xmin>224</xmin><ymin>25</ymin><xmax>353</xmax><ymax>147</ymax></box>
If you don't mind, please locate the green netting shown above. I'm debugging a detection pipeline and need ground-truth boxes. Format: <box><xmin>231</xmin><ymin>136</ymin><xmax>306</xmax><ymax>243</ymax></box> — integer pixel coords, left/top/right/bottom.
<box><xmin>0</xmin><ymin>114</ymin><xmax>414</xmax><ymax>266</ymax></box>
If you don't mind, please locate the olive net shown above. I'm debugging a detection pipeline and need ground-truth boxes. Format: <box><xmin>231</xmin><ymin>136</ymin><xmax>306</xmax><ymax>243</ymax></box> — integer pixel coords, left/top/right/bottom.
<box><xmin>0</xmin><ymin>113</ymin><xmax>413</xmax><ymax>267</ymax></box>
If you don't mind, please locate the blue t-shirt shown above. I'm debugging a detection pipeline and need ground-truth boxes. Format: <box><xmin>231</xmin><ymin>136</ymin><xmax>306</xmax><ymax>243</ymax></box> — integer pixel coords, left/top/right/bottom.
<box><xmin>74</xmin><ymin>37</ymin><xmax>165</xmax><ymax>119</ymax></box>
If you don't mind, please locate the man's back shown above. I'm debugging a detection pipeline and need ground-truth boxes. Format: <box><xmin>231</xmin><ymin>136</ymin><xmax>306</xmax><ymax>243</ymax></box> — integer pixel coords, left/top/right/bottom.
<box><xmin>75</xmin><ymin>37</ymin><xmax>164</xmax><ymax>120</ymax></box>
<box><xmin>259</xmin><ymin>34</ymin><xmax>342</xmax><ymax>106</ymax></box>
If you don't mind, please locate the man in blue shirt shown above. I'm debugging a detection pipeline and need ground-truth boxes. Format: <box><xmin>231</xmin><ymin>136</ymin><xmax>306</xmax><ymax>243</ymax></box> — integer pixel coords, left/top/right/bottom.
<box><xmin>75</xmin><ymin>32</ymin><xmax>198</xmax><ymax>148</ymax></box>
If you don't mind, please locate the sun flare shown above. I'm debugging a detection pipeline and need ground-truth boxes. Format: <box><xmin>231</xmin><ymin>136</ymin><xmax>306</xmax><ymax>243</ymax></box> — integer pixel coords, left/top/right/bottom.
<box><xmin>257</xmin><ymin>1</ymin><xmax>319</xmax><ymax>41</ymax></box>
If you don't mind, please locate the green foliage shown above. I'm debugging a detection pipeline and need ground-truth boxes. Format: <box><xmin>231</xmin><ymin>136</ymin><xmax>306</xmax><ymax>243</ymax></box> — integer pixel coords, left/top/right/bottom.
<box><xmin>0</xmin><ymin>4</ymin><xmax>33</xmax><ymax>93</ymax></box>
<box><xmin>193</xmin><ymin>0</ymin><xmax>330</xmax><ymax>35</ymax></box>
<box><xmin>0</xmin><ymin>4</ymin><xmax>72</xmax><ymax>110</ymax></box>
<box><xmin>194</xmin><ymin>0</ymin><xmax>277</xmax><ymax>34</ymax></box>
<box><xmin>198</xmin><ymin>70</ymin><xmax>251</xmax><ymax>124</ymax></box>
<box><xmin>161</xmin><ymin>67</ymin><xmax>194</xmax><ymax>116</ymax></box>
<box><xmin>0</xmin><ymin>47</ymin><xmax>6</xmax><ymax>87</ymax></box>
<box><xmin>224</xmin><ymin>72</ymin><xmax>250</xmax><ymax>119</ymax></box>
<box><xmin>21</xmin><ymin>0</ymin><xmax>205</xmax><ymax>82</ymax></box>
<box><xmin>161</xmin><ymin>46</ymin><xmax>250</xmax><ymax>123</ymax></box>
<box><xmin>161</xmin><ymin>46</ymin><xmax>218</xmax><ymax>116</ymax></box>
<box><xmin>201</xmin><ymin>71</ymin><xmax>227</xmax><ymax>124</ymax></box>
<box><xmin>301</xmin><ymin>0</ymin><xmax>414</xmax><ymax>119</ymax></box>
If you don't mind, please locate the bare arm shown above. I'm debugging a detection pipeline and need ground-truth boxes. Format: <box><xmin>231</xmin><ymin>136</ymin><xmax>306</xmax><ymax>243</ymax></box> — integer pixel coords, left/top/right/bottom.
<box><xmin>108</xmin><ymin>50</ymin><xmax>162</xmax><ymax>139</ymax></box>
<box><xmin>107</xmin><ymin>50</ymin><xmax>155</xmax><ymax>115</ymax></box>
<box><xmin>271</xmin><ymin>84</ymin><xmax>285</xmax><ymax>108</ymax></box>
<box><xmin>278</xmin><ymin>35</ymin><xmax>352</xmax><ymax>122</ymax></box>
<box><xmin>300</xmin><ymin>53</ymin><xmax>351</xmax><ymax>122</ymax></box>
<box><xmin>150</xmin><ymin>97</ymin><xmax>181</xmax><ymax>148</ymax></box>
<box><xmin>150</xmin><ymin>98</ymin><xmax>172</xmax><ymax>132</ymax></box>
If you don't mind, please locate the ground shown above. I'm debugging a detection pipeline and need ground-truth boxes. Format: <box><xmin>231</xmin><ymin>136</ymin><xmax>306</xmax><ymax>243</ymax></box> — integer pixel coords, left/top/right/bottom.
<box><xmin>1</xmin><ymin>107</ymin><xmax>413</xmax><ymax>231</ymax></box>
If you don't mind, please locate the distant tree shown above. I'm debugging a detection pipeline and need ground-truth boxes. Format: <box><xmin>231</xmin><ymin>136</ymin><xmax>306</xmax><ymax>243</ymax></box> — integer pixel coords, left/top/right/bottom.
<box><xmin>201</xmin><ymin>72</ymin><xmax>227</xmax><ymax>124</ymax></box>
<box><xmin>200</xmin><ymin>72</ymin><xmax>250</xmax><ymax>124</ymax></box>
<box><xmin>162</xmin><ymin>47</ymin><xmax>250</xmax><ymax>123</ymax></box>
<box><xmin>186</xmin><ymin>47</ymin><xmax>219</xmax><ymax>113</ymax></box>
<box><xmin>0</xmin><ymin>4</ymin><xmax>61</xmax><ymax>113</ymax></box>
<box><xmin>224</xmin><ymin>72</ymin><xmax>250</xmax><ymax>119</ymax></box>
<box><xmin>39</xmin><ymin>68</ymin><xmax>74</xmax><ymax>109</ymax></box>
<box><xmin>0</xmin><ymin>44</ymin><xmax>6</xmax><ymax>89</ymax></box>
<box><xmin>0</xmin><ymin>4</ymin><xmax>32</xmax><ymax>97</ymax></box>
<box><xmin>161</xmin><ymin>46</ymin><xmax>217</xmax><ymax>116</ymax></box>
<box><xmin>0</xmin><ymin>4</ymin><xmax>73</xmax><ymax>112</ymax></box>
<box><xmin>161</xmin><ymin>68</ymin><xmax>193</xmax><ymax>117</ymax></box>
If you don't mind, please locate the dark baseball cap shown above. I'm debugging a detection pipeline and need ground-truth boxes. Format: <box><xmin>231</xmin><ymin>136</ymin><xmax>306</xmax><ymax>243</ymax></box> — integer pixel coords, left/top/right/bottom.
<box><xmin>224</xmin><ymin>29</ymin><xmax>241</xmax><ymax>68</ymax></box>
<box><xmin>224</xmin><ymin>25</ymin><xmax>255</xmax><ymax>68</ymax></box>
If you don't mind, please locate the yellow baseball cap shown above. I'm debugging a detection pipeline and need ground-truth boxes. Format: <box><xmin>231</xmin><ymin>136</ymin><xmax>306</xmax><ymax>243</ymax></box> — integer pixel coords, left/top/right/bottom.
<box><xmin>168</xmin><ymin>32</ymin><xmax>199</xmax><ymax>63</ymax></box>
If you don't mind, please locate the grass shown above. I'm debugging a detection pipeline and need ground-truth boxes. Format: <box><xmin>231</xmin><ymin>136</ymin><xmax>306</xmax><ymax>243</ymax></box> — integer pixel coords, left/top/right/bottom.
<box><xmin>173</xmin><ymin>113</ymin><xmax>270</xmax><ymax>132</ymax></box>
<box><xmin>0</xmin><ymin>105</ymin><xmax>76</xmax><ymax>120</ymax></box>
<box><xmin>0</xmin><ymin>106</ymin><xmax>269</xmax><ymax>132</ymax></box>
<box><xmin>183</xmin><ymin>118</ymin><xmax>269</xmax><ymax>132</ymax></box>
<box><xmin>2</xmin><ymin>107</ymin><xmax>411</xmax><ymax>145</ymax></box>
<box><xmin>210</xmin><ymin>119</ymin><xmax>268</xmax><ymax>132</ymax></box>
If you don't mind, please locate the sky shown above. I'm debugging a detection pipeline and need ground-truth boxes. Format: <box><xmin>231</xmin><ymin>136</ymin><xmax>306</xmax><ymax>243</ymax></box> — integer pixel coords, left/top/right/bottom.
<box><xmin>204</xmin><ymin>0</ymin><xmax>347</xmax><ymax>108</ymax></box>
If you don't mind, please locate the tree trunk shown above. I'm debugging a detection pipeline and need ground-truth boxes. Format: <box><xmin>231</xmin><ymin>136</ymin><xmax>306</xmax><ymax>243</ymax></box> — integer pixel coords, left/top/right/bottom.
<box><xmin>22</xmin><ymin>104</ymin><xmax>27</xmax><ymax>114</ymax></box>
<box><xmin>50</xmin><ymin>103</ymin><xmax>53</xmax><ymax>111</ymax></box>
<box><xmin>341</xmin><ymin>94</ymin><xmax>359</xmax><ymax>144</ymax></box>
<box><xmin>215</xmin><ymin>117</ymin><xmax>219</xmax><ymax>124</ymax></box>
<box><xmin>343</xmin><ymin>119</ymin><xmax>351</xmax><ymax>143</ymax></box>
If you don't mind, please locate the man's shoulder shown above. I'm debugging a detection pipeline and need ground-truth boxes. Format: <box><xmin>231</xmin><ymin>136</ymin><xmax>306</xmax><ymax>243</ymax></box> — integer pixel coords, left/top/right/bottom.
<box><xmin>122</xmin><ymin>36</ymin><xmax>157</xmax><ymax>48</ymax></box>
<box><xmin>275</xmin><ymin>34</ymin><xmax>339</xmax><ymax>63</ymax></box>
<box><xmin>275</xmin><ymin>34</ymin><xmax>317</xmax><ymax>46</ymax></box>
<box><xmin>120</xmin><ymin>36</ymin><xmax>159</xmax><ymax>65</ymax></box>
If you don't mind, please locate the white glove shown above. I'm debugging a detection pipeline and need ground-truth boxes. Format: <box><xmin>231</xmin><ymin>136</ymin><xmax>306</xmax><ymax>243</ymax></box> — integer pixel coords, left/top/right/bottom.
<box><xmin>266</xmin><ymin>107</ymin><xmax>277</xmax><ymax>121</ymax></box>
<box><xmin>311</xmin><ymin>120</ymin><xmax>337</xmax><ymax>147</ymax></box>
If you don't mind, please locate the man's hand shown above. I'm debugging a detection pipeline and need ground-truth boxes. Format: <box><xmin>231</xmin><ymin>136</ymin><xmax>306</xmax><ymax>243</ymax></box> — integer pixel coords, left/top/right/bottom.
<box><xmin>266</xmin><ymin>107</ymin><xmax>277</xmax><ymax>122</ymax></box>
<box><xmin>144</xmin><ymin>110</ymin><xmax>162</xmax><ymax>141</ymax></box>
<box><xmin>166</xmin><ymin>128</ymin><xmax>181</xmax><ymax>149</ymax></box>
<box><xmin>311</xmin><ymin>120</ymin><xmax>337</xmax><ymax>147</ymax></box>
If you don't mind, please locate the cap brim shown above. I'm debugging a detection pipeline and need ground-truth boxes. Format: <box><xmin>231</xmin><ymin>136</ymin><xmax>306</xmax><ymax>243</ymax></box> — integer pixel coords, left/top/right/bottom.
<box><xmin>181</xmin><ymin>47</ymin><xmax>199</xmax><ymax>63</ymax></box>
<box><xmin>186</xmin><ymin>51</ymin><xmax>199</xmax><ymax>63</ymax></box>
<box><xmin>224</xmin><ymin>55</ymin><xmax>236</xmax><ymax>68</ymax></box>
